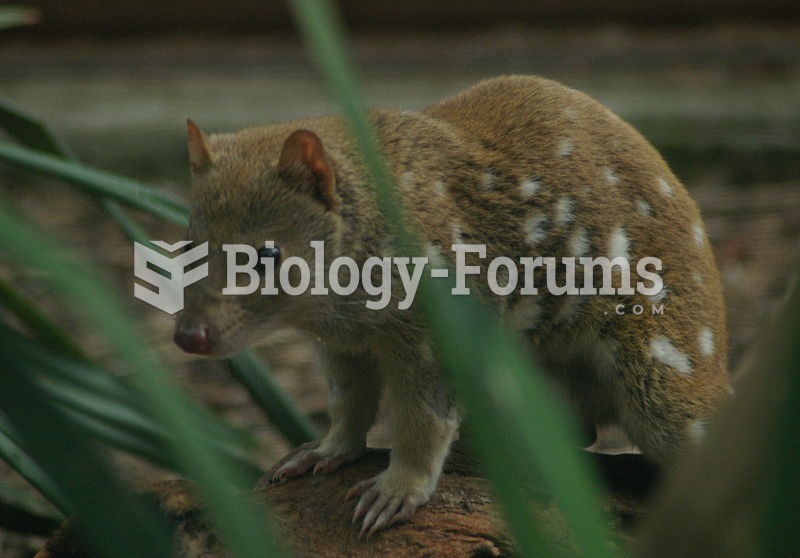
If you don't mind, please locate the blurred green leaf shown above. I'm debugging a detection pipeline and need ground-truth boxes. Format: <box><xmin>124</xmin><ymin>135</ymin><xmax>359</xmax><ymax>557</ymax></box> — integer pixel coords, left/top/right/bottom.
<box><xmin>0</xmin><ymin>6</ymin><xmax>38</xmax><ymax>30</ymax></box>
<box><xmin>424</xmin><ymin>281</ymin><xmax>612</xmax><ymax>555</ymax></box>
<box><xmin>286</xmin><ymin>0</ymin><xmax>411</xmax><ymax>252</ymax></box>
<box><xmin>0</xmin><ymin>290</ymin><xmax>298</xmax><ymax>471</ymax></box>
<box><xmin>226</xmin><ymin>351</ymin><xmax>318</xmax><ymax>446</ymax></box>
<box><xmin>0</xmin><ymin>96</ymin><xmax>164</xmax><ymax>249</ymax></box>
<box><xmin>0</xmin><ymin>98</ymin><xmax>70</xmax><ymax>156</ymax></box>
<box><xmin>759</xmin><ymin>279</ymin><xmax>800</xmax><ymax>556</ymax></box>
<box><xmin>287</xmin><ymin>1</ymin><xmax>615</xmax><ymax>554</ymax></box>
<box><xmin>0</xmin><ymin>275</ymin><xmax>85</xmax><ymax>360</ymax></box>
<box><xmin>0</xmin><ymin>322</ymin><xmax>261</xmax><ymax>480</ymax></box>
<box><xmin>0</xmin><ymin>423</ymin><xmax>69</xmax><ymax>514</ymax></box>
<box><xmin>0</xmin><ymin>141</ymin><xmax>188</xmax><ymax>225</ymax></box>
<box><xmin>0</xmin><ymin>196</ymin><xmax>284</xmax><ymax>557</ymax></box>
<box><xmin>0</xmin><ymin>481</ymin><xmax>62</xmax><ymax>536</ymax></box>
<box><xmin>0</xmin><ymin>98</ymin><xmax>312</xmax><ymax>448</ymax></box>
<box><xmin>0</xmin><ymin>96</ymin><xmax>157</xmax><ymax>248</ymax></box>
<box><xmin>0</xmin><ymin>346</ymin><xmax>175</xmax><ymax>557</ymax></box>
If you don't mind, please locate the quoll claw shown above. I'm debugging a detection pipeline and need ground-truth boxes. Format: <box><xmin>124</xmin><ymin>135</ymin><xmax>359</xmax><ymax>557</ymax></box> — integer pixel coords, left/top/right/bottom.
<box><xmin>313</xmin><ymin>455</ymin><xmax>348</xmax><ymax>475</ymax></box>
<box><xmin>272</xmin><ymin>440</ymin><xmax>362</xmax><ymax>483</ymax></box>
<box><xmin>345</xmin><ymin>473</ymin><xmax>431</xmax><ymax>536</ymax></box>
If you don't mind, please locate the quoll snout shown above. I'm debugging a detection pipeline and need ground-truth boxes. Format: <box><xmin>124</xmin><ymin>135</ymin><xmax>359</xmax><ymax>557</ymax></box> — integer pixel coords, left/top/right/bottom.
<box><xmin>174</xmin><ymin>314</ymin><xmax>212</xmax><ymax>355</ymax></box>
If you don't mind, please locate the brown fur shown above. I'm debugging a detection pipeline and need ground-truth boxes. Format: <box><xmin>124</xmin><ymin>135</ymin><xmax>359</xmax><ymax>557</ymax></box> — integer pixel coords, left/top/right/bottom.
<box><xmin>176</xmin><ymin>75</ymin><xmax>730</xmax><ymax>533</ymax></box>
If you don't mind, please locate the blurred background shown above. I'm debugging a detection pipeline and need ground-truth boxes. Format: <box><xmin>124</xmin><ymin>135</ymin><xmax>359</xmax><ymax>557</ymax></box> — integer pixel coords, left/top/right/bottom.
<box><xmin>0</xmin><ymin>2</ymin><xmax>798</xmax><ymax>555</ymax></box>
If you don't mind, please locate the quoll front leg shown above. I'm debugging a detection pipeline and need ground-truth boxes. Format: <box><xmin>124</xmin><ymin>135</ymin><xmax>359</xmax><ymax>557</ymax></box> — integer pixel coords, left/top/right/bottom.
<box><xmin>272</xmin><ymin>350</ymin><xmax>381</xmax><ymax>482</ymax></box>
<box><xmin>347</xmin><ymin>345</ymin><xmax>459</xmax><ymax>536</ymax></box>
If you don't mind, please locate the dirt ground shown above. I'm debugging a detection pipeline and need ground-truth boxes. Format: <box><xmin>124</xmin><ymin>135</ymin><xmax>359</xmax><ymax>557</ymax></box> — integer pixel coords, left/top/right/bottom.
<box><xmin>0</xmin><ymin>23</ymin><xmax>799</xmax><ymax>556</ymax></box>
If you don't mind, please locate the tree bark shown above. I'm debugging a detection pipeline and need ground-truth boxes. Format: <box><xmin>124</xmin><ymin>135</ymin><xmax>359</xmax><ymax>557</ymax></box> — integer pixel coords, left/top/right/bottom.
<box><xmin>257</xmin><ymin>444</ymin><xmax>515</xmax><ymax>557</ymax></box>
<box><xmin>36</xmin><ymin>445</ymin><xmax>658</xmax><ymax>557</ymax></box>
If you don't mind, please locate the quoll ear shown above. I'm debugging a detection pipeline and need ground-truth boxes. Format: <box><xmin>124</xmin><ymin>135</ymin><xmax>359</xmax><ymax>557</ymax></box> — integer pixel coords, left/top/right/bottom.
<box><xmin>277</xmin><ymin>129</ymin><xmax>340</xmax><ymax>213</ymax></box>
<box><xmin>187</xmin><ymin>119</ymin><xmax>212</xmax><ymax>175</ymax></box>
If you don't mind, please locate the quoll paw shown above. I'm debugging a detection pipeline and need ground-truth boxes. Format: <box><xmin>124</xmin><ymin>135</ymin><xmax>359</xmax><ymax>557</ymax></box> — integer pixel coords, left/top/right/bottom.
<box><xmin>272</xmin><ymin>441</ymin><xmax>364</xmax><ymax>483</ymax></box>
<box><xmin>345</xmin><ymin>470</ymin><xmax>433</xmax><ymax>537</ymax></box>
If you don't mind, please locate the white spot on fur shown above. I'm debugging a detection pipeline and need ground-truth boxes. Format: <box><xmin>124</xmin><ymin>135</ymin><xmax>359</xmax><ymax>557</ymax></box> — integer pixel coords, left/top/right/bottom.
<box><xmin>432</xmin><ymin>180</ymin><xmax>445</xmax><ymax>197</ymax></box>
<box><xmin>608</xmin><ymin>226</ymin><xmax>630</xmax><ymax>261</ymax></box>
<box><xmin>401</xmin><ymin>171</ymin><xmax>415</xmax><ymax>189</ymax></box>
<box><xmin>568</xmin><ymin>227</ymin><xmax>590</xmax><ymax>257</ymax></box>
<box><xmin>554</xmin><ymin>196</ymin><xmax>574</xmax><ymax>227</ymax></box>
<box><xmin>698</xmin><ymin>327</ymin><xmax>715</xmax><ymax>357</ymax></box>
<box><xmin>426</xmin><ymin>243</ymin><xmax>446</xmax><ymax>267</ymax></box>
<box><xmin>649</xmin><ymin>284</ymin><xmax>668</xmax><ymax>304</ymax></box>
<box><xmin>419</xmin><ymin>341</ymin><xmax>435</xmax><ymax>363</ymax></box>
<box><xmin>563</xmin><ymin>107</ymin><xmax>578</xmax><ymax>120</ymax></box>
<box><xmin>650</xmin><ymin>336</ymin><xmax>693</xmax><ymax>375</ymax></box>
<box><xmin>557</xmin><ymin>138</ymin><xmax>574</xmax><ymax>157</ymax></box>
<box><xmin>520</xmin><ymin>177</ymin><xmax>540</xmax><ymax>198</ymax></box>
<box><xmin>555</xmin><ymin>295</ymin><xmax>585</xmax><ymax>323</ymax></box>
<box><xmin>482</xmin><ymin>171</ymin><xmax>495</xmax><ymax>190</ymax></box>
<box><xmin>687</xmin><ymin>419</ymin><xmax>707</xmax><ymax>444</ymax></box>
<box><xmin>692</xmin><ymin>272</ymin><xmax>703</xmax><ymax>285</ymax></box>
<box><xmin>523</xmin><ymin>214</ymin><xmax>548</xmax><ymax>246</ymax></box>
<box><xmin>636</xmin><ymin>199</ymin><xmax>652</xmax><ymax>217</ymax></box>
<box><xmin>509</xmin><ymin>298</ymin><xmax>541</xmax><ymax>330</ymax></box>
<box><xmin>657</xmin><ymin>176</ymin><xmax>674</xmax><ymax>197</ymax></box>
<box><xmin>692</xmin><ymin>223</ymin><xmax>706</xmax><ymax>247</ymax></box>
<box><xmin>604</xmin><ymin>167</ymin><xmax>619</xmax><ymax>186</ymax></box>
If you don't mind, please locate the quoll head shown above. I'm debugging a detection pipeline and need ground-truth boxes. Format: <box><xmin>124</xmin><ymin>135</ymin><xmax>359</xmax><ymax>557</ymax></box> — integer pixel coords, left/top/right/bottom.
<box><xmin>174</xmin><ymin>120</ymin><xmax>342</xmax><ymax>357</ymax></box>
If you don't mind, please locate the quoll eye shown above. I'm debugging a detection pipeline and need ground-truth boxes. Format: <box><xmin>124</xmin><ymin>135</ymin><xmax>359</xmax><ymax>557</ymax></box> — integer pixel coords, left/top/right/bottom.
<box><xmin>256</xmin><ymin>244</ymin><xmax>282</xmax><ymax>270</ymax></box>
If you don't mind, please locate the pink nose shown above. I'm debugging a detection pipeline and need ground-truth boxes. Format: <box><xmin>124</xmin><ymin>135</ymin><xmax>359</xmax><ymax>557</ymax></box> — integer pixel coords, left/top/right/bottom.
<box><xmin>174</xmin><ymin>316</ymin><xmax>212</xmax><ymax>354</ymax></box>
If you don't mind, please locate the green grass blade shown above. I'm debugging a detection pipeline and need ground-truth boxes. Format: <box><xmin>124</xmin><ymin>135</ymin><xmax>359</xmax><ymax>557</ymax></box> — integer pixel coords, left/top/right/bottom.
<box><xmin>0</xmin><ymin>99</ymin><xmax>309</xmax><ymax>448</ymax></box>
<box><xmin>0</xmin><ymin>98</ymin><xmax>72</xmax><ymax>157</ymax></box>
<box><xmin>286</xmin><ymin>0</ymin><xmax>412</xmax><ymax>254</ymax></box>
<box><xmin>0</xmin><ymin>322</ymin><xmax>261</xmax><ymax>480</ymax></box>
<box><xmin>286</xmin><ymin>2</ymin><xmax>615</xmax><ymax>554</ymax></box>
<box><xmin>52</xmin><ymin>386</ymin><xmax>262</xmax><ymax>480</ymax></box>
<box><xmin>0</xmin><ymin>196</ymin><xmax>284</xmax><ymax>556</ymax></box>
<box><xmin>0</xmin><ymin>6</ymin><xmax>38</xmax><ymax>30</ymax></box>
<box><xmin>0</xmin><ymin>141</ymin><xmax>188</xmax><ymax>225</ymax></box>
<box><xmin>100</xmin><ymin>196</ymin><xmax>157</xmax><ymax>245</ymax></box>
<box><xmin>0</xmin><ymin>275</ymin><xmax>86</xmax><ymax>360</ymax></box>
<box><xmin>0</xmin><ymin>347</ymin><xmax>174</xmax><ymax>558</ymax></box>
<box><xmin>0</xmin><ymin>100</ymin><xmax>175</xmax><ymax>230</ymax></box>
<box><xmin>0</xmin><ymin>481</ymin><xmax>62</xmax><ymax>536</ymax></box>
<box><xmin>0</xmin><ymin>96</ymin><xmax>174</xmax><ymax>258</ymax></box>
<box><xmin>58</xmin><ymin>407</ymin><xmax>172</xmax><ymax>466</ymax></box>
<box><xmin>424</xmin><ymin>282</ymin><xmax>612</xmax><ymax>554</ymax></box>
<box><xmin>2</xmin><ymin>322</ymin><xmax>143</xmax><ymax>406</ymax></box>
<box><xmin>0</xmin><ymin>98</ymin><xmax>158</xmax><ymax>247</ymax></box>
<box><xmin>226</xmin><ymin>351</ymin><xmax>319</xmax><ymax>446</ymax></box>
<box><xmin>759</xmin><ymin>281</ymin><xmax>800</xmax><ymax>556</ymax></box>
<box><xmin>0</xmin><ymin>424</ymin><xmax>69</xmax><ymax>514</ymax></box>
<box><xmin>40</xmin><ymin>378</ymin><xmax>176</xmax><ymax>451</ymax></box>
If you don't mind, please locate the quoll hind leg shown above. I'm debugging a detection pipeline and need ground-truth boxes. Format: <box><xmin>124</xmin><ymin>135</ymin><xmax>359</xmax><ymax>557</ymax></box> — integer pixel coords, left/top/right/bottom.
<box><xmin>347</xmin><ymin>351</ymin><xmax>458</xmax><ymax>536</ymax></box>
<box><xmin>616</xmin><ymin>361</ymin><xmax>727</xmax><ymax>466</ymax></box>
<box><xmin>272</xmin><ymin>350</ymin><xmax>381</xmax><ymax>482</ymax></box>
